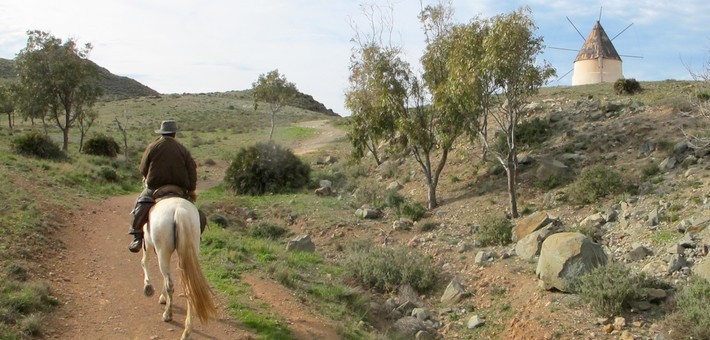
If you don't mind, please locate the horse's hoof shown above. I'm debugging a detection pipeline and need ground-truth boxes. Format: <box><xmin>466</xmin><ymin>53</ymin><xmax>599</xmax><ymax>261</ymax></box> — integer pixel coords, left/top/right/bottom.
<box><xmin>159</xmin><ymin>295</ymin><xmax>167</xmax><ymax>305</ymax></box>
<box><xmin>162</xmin><ymin>313</ymin><xmax>172</xmax><ymax>322</ymax></box>
<box><xmin>144</xmin><ymin>284</ymin><xmax>154</xmax><ymax>297</ymax></box>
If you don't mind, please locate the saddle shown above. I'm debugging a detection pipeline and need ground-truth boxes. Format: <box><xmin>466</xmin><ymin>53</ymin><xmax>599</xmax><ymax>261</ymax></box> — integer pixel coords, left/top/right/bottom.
<box><xmin>146</xmin><ymin>185</ymin><xmax>207</xmax><ymax>234</ymax></box>
<box><xmin>153</xmin><ymin>184</ymin><xmax>188</xmax><ymax>201</ymax></box>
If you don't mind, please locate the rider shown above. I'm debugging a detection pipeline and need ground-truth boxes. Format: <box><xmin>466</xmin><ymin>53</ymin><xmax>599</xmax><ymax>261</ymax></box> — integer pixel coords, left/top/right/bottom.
<box><xmin>128</xmin><ymin>119</ymin><xmax>198</xmax><ymax>253</ymax></box>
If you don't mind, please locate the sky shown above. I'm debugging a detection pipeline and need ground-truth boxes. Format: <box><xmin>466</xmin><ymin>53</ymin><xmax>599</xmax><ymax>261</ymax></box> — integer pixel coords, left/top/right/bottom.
<box><xmin>1</xmin><ymin>0</ymin><xmax>708</xmax><ymax>116</ymax></box>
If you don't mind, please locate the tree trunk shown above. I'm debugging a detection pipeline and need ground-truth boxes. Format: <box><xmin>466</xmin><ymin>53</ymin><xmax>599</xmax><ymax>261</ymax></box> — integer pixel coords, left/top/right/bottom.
<box><xmin>423</xmin><ymin>153</ymin><xmax>438</xmax><ymax>210</ymax></box>
<box><xmin>506</xmin><ymin>154</ymin><xmax>518</xmax><ymax>218</ymax></box>
<box><xmin>269</xmin><ymin>111</ymin><xmax>275</xmax><ymax>140</ymax></box>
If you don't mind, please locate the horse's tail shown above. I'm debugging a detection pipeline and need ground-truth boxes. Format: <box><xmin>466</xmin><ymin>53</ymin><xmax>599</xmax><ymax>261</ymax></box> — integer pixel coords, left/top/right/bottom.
<box><xmin>175</xmin><ymin>204</ymin><xmax>218</xmax><ymax>324</ymax></box>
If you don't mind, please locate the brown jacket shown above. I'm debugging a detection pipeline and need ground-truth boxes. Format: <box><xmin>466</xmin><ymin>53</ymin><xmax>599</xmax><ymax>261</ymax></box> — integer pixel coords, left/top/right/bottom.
<box><xmin>139</xmin><ymin>136</ymin><xmax>197</xmax><ymax>192</ymax></box>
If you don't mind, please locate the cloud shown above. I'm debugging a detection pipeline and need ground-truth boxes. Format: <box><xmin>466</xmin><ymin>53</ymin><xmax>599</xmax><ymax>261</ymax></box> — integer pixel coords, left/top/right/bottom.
<box><xmin>1</xmin><ymin>0</ymin><xmax>708</xmax><ymax>115</ymax></box>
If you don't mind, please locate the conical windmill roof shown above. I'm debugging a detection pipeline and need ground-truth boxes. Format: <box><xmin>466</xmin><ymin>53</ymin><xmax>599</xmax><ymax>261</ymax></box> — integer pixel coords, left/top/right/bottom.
<box><xmin>574</xmin><ymin>21</ymin><xmax>622</xmax><ymax>62</ymax></box>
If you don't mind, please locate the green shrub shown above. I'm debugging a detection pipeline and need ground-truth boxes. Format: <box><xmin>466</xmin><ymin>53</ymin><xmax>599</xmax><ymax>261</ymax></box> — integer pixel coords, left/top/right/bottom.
<box><xmin>568</xmin><ymin>166</ymin><xmax>626</xmax><ymax>205</ymax></box>
<box><xmin>664</xmin><ymin>277</ymin><xmax>710</xmax><ymax>340</ymax></box>
<box><xmin>343</xmin><ymin>239</ymin><xmax>437</xmax><ymax>293</ymax></box>
<box><xmin>98</xmin><ymin>166</ymin><xmax>119</xmax><ymax>182</ymax></box>
<box><xmin>382</xmin><ymin>190</ymin><xmax>426</xmax><ymax>221</ymax></box>
<box><xmin>418</xmin><ymin>222</ymin><xmax>437</xmax><ymax>232</ymax></box>
<box><xmin>517</xmin><ymin>117</ymin><xmax>552</xmax><ymax>149</ymax></box>
<box><xmin>83</xmin><ymin>134</ymin><xmax>120</xmax><ymax>157</ymax></box>
<box><xmin>641</xmin><ymin>162</ymin><xmax>661</xmax><ymax>180</ymax></box>
<box><xmin>383</xmin><ymin>190</ymin><xmax>405</xmax><ymax>210</ymax></box>
<box><xmin>400</xmin><ymin>203</ymin><xmax>426</xmax><ymax>221</ymax></box>
<box><xmin>11</xmin><ymin>132</ymin><xmax>64</xmax><ymax>160</ymax></box>
<box><xmin>224</xmin><ymin>142</ymin><xmax>311</xmax><ymax>195</ymax></box>
<box><xmin>613</xmin><ymin>78</ymin><xmax>642</xmax><ymax>95</ymax></box>
<box><xmin>696</xmin><ymin>92</ymin><xmax>710</xmax><ymax>102</ymax></box>
<box><xmin>311</xmin><ymin>169</ymin><xmax>348</xmax><ymax>191</ymax></box>
<box><xmin>19</xmin><ymin>313</ymin><xmax>42</xmax><ymax>336</ymax></box>
<box><xmin>248</xmin><ymin>222</ymin><xmax>288</xmax><ymax>240</ymax></box>
<box><xmin>534</xmin><ymin>173</ymin><xmax>571</xmax><ymax>190</ymax></box>
<box><xmin>572</xmin><ymin>262</ymin><xmax>639</xmax><ymax>316</ymax></box>
<box><xmin>477</xmin><ymin>214</ymin><xmax>513</xmax><ymax>246</ymax></box>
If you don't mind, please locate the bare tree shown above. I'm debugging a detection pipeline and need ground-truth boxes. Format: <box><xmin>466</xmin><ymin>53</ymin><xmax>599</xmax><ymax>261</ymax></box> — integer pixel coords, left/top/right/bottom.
<box><xmin>684</xmin><ymin>54</ymin><xmax>710</xmax><ymax>149</ymax></box>
<box><xmin>114</xmin><ymin>113</ymin><xmax>130</xmax><ymax>163</ymax></box>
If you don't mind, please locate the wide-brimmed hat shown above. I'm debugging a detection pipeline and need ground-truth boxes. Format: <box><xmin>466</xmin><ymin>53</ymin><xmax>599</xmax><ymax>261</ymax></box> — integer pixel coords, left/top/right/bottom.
<box><xmin>155</xmin><ymin>120</ymin><xmax>178</xmax><ymax>134</ymax></box>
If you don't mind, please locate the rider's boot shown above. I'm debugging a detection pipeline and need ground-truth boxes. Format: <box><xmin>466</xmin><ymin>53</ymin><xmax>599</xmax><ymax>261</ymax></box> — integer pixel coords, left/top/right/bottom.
<box><xmin>128</xmin><ymin>196</ymin><xmax>155</xmax><ymax>253</ymax></box>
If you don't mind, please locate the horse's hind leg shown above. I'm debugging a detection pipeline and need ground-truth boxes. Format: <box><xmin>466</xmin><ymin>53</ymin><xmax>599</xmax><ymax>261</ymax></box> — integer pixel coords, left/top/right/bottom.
<box><xmin>157</xmin><ymin>248</ymin><xmax>174</xmax><ymax>322</ymax></box>
<box><xmin>141</xmin><ymin>237</ymin><xmax>154</xmax><ymax>297</ymax></box>
<box><xmin>181</xmin><ymin>301</ymin><xmax>192</xmax><ymax>340</ymax></box>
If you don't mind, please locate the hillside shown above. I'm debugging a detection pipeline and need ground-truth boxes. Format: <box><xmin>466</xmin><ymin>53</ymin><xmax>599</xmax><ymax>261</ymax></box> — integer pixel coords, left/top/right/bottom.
<box><xmin>0</xmin><ymin>57</ymin><xmax>339</xmax><ymax>116</ymax></box>
<box><xmin>0</xmin><ymin>80</ymin><xmax>708</xmax><ymax>339</ymax></box>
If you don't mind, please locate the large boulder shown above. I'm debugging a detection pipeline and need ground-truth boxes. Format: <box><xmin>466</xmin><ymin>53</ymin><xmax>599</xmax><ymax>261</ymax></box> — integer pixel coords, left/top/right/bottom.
<box><xmin>535</xmin><ymin>158</ymin><xmax>573</xmax><ymax>184</ymax></box>
<box><xmin>536</xmin><ymin>232</ymin><xmax>608</xmax><ymax>292</ymax></box>
<box><xmin>515</xmin><ymin>225</ymin><xmax>561</xmax><ymax>260</ymax></box>
<box><xmin>512</xmin><ymin>211</ymin><xmax>552</xmax><ymax>242</ymax></box>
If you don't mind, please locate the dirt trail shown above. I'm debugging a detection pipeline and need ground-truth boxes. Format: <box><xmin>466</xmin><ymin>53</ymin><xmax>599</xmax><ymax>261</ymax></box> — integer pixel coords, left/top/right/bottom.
<box><xmin>42</xmin><ymin>120</ymin><xmax>344</xmax><ymax>340</ymax></box>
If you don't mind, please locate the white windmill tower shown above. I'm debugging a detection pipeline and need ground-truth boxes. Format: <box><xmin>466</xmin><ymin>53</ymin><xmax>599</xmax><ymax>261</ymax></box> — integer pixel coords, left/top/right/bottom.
<box><xmin>550</xmin><ymin>9</ymin><xmax>641</xmax><ymax>85</ymax></box>
<box><xmin>571</xmin><ymin>20</ymin><xmax>623</xmax><ymax>85</ymax></box>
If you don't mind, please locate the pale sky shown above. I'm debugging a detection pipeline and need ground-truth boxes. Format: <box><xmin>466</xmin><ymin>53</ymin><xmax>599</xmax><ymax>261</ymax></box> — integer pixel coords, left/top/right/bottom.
<box><xmin>1</xmin><ymin>0</ymin><xmax>708</xmax><ymax>116</ymax></box>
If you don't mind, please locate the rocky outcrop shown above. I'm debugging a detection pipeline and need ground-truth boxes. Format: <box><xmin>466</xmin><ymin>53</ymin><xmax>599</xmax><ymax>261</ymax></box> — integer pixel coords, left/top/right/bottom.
<box><xmin>536</xmin><ymin>232</ymin><xmax>608</xmax><ymax>292</ymax></box>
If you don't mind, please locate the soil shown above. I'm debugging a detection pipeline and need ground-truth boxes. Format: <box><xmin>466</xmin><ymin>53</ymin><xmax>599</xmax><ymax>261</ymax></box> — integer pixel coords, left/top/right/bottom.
<box><xmin>41</xmin><ymin>120</ymin><xmax>345</xmax><ymax>340</ymax></box>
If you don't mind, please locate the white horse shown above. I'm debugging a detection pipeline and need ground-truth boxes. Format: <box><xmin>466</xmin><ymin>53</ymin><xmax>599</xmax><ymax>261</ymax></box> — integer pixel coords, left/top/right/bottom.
<box><xmin>141</xmin><ymin>197</ymin><xmax>218</xmax><ymax>340</ymax></box>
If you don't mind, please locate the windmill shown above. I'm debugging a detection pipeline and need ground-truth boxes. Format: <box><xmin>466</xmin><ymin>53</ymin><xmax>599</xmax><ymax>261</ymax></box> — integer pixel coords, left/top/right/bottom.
<box><xmin>550</xmin><ymin>8</ymin><xmax>642</xmax><ymax>85</ymax></box>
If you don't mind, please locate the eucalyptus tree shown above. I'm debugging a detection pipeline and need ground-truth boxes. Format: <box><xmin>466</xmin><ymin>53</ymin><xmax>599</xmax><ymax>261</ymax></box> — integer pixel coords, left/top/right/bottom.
<box><xmin>347</xmin><ymin>1</ymin><xmax>470</xmax><ymax>210</ymax></box>
<box><xmin>15</xmin><ymin>30</ymin><xmax>102</xmax><ymax>151</ymax></box>
<box><xmin>345</xmin><ymin>43</ymin><xmax>401</xmax><ymax>166</ymax></box>
<box><xmin>480</xmin><ymin>8</ymin><xmax>556</xmax><ymax>217</ymax></box>
<box><xmin>251</xmin><ymin>69</ymin><xmax>298</xmax><ymax>141</ymax></box>
<box><xmin>402</xmin><ymin>1</ymin><xmax>465</xmax><ymax>209</ymax></box>
<box><xmin>0</xmin><ymin>84</ymin><xmax>15</xmax><ymax>129</ymax></box>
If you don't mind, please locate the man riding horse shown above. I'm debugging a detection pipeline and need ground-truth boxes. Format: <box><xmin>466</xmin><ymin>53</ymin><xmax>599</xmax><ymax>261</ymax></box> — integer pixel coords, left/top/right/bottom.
<box><xmin>128</xmin><ymin>119</ymin><xmax>198</xmax><ymax>253</ymax></box>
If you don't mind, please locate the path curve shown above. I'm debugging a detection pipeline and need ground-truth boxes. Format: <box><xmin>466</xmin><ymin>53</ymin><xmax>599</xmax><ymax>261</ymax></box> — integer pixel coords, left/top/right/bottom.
<box><xmin>42</xmin><ymin>119</ymin><xmax>345</xmax><ymax>339</ymax></box>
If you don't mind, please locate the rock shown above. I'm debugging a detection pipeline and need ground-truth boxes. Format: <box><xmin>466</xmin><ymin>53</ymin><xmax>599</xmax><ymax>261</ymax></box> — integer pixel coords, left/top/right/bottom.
<box><xmin>515</xmin><ymin>225</ymin><xmax>560</xmax><ymax>260</ymax></box>
<box><xmin>398</xmin><ymin>284</ymin><xmax>420</xmax><ymax>305</ymax></box>
<box><xmin>208</xmin><ymin>214</ymin><xmax>229</xmax><ymax>228</ymax></box>
<box><xmin>286</xmin><ymin>235</ymin><xmax>315</xmax><ymax>252</ymax></box>
<box><xmin>415</xmin><ymin>330</ymin><xmax>435</xmax><ymax>340</ymax></box>
<box><xmin>315</xmin><ymin>186</ymin><xmax>332</xmax><ymax>196</ymax></box>
<box><xmin>440</xmin><ymin>279</ymin><xmax>468</xmax><ymax>306</ymax></box>
<box><xmin>536</xmin><ymin>232</ymin><xmax>608</xmax><ymax>292</ymax></box>
<box><xmin>319</xmin><ymin>179</ymin><xmax>332</xmax><ymax>188</ymax></box>
<box><xmin>467</xmin><ymin>315</ymin><xmax>485</xmax><ymax>329</ymax></box>
<box><xmin>625</xmin><ymin>245</ymin><xmax>653</xmax><ymax>262</ymax></box>
<box><xmin>512</xmin><ymin>211</ymin><xmax>552</xmax><ymax>242</ymax></box>
<box><xmin>667</xmin><ymin>254</ymin><xmax>688</xmax><ymax>274</ymax></box>
<box><xmin>619</xmin><ymin>330</ymin><xmax>634</xmax><ymax>340</ymax></box>
<box><xmin>614</xmin><ymin>316</ymin><xmax>626</xmax><ymax>330</ymax></box>
<box><xmin>659</xmin><ymin>156</ymin><xmax>677</xmax><ymax>172</ymax></box>
<box><xmin>392</xmin><ymin>316</ymin><xmax>429</xmax><ymax>337</ymax></box>
<box><xmin>323</xmin><ymin>155</ymin><xmax>338</xmax><ymax>164</ymax></box>
<box><xmin>355</xmin><ymin>208</ymin><xmax>380</xmax><ymax>219</ymax></box>
<box><xmin>535</xmin><ymin>158</ymin><xmax>572</xmax><ymax>184</ymax></box>
<box><xmin>693</xmin><ymin>260</ymin><xmax>710</xmax><ymax>282</ymax></box>
<box><xmin>639</xmin><ymin>288</ymin><xmax>667</xmax><ymax>301</ymax></box>
<box><xmin>411</xmin><ymin>308</ymin><xmax>430</xmax><ymax>321</ymax></box>
<box><xmin>387</xmin><ymin>181</ymin><xmax>404</xmax><ymax>191</ymax></box>
<box><xmin>393</xmin><ymin>218</ymin><xmax>413</xmax><ymax>231</ymax></box>
<box><xmin>396</xmin><ymin>301</ymin><xmax>417</xmax><ymax>316</ymax></box>
<box><xmin>641</xmin><ymin>260</ymin><xmax>667</xmax><ymax>277</ymax></box>
<box><xmin>580</xmin><ymin>213</ymin><xmax>606</xmax><ymax>229</ymax></box>
<box><xmin>474</xmin><ymin>251</ymin><xmax>494</xmax><ymax>264</ymax></box>
<box><xmin>646</xmin><ymin>208</ymin><xmax>659</xmax><ymax>227</ymax></box>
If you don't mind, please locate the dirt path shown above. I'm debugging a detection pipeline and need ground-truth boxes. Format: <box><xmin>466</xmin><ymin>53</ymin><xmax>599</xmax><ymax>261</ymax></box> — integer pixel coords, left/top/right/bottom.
<box><xmin>42</xmin><ymin>120</ymin><xmax>344</xmax><ymax>339</ymax></box>
<box><xmin>291</xmin><ymin>119</ymin><xmax>346</xmax><ymax>156</ymax></box>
